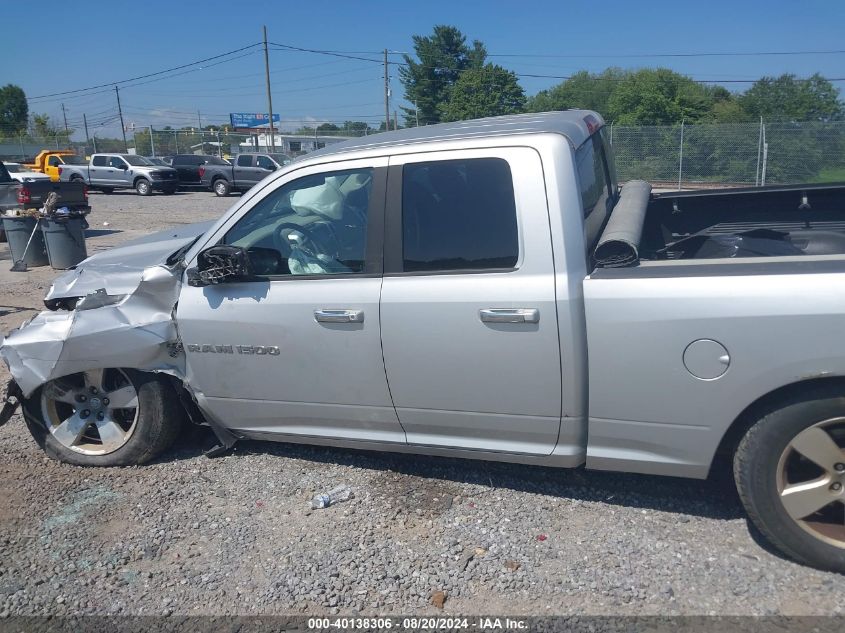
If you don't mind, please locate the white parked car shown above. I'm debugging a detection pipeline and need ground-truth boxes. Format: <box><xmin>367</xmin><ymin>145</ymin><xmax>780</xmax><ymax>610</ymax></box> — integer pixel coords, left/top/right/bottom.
<box><xmin>4</xmin><ymin>162</ymin><xmax>50</xmax><ymax>182</ymax></box>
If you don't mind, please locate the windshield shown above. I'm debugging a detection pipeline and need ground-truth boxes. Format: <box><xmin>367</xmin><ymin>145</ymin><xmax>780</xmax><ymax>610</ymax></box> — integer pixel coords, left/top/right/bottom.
<box><xmin>5</xmin><ymin>164</ymin><xmax>22</xmax><ymax>172</ymax></box>
<box><xmin>62</xmin><ymin>155</ymin><xmax>86</xmax><ymax>165</ymax></box>
<box><xmin>124</xmin><ymin>155</ymin><xmax>154</xmax><ymax>166</ymax></box>
<box><xmin>146</xmin><ymin>158</ymin><xmax>168</xmax><ymax>165</ymax></box>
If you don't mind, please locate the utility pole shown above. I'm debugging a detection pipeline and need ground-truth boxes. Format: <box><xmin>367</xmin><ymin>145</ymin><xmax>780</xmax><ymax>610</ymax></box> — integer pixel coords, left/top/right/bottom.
<box><xmin>414</xmin><ymin>100</ymin><xmax>419</xmax><ymax>127</ymax></box>
<box><xmin>197</xmin><ymin>110</ymin><xmax>202</xmax><ymax>130</ymax></box>
<box><xmin>61</xmin><ymin>103</ymin><xmax>69</xmax><ymax>136</ymax></box>
<box><xmin>393</xmin><ymin>110</ymin><xmax>398</xmax><ymax>131</ymax></box>
<box><xmin>115</xmin><ymin>85</ymin><xmax>127</xmax><ymax>152</ymax></box>
<box><xmin>83</xmin><ymin>113</ymin><xmax>91</xmax><ymax>153</ymax></box>
<box><xmin>149</xmin><ymin>126</ymin><xmax>156</xmax><ymax>157</ymax></box>
<box><xmin>263</xmin><ymin>25</ymin><xmax>276</xmax><ymax>151</ymax></box>
<box><xmin>384</xmin><ymin>49</ymin><xmax>390</xmax><ymax>132</ymax></box>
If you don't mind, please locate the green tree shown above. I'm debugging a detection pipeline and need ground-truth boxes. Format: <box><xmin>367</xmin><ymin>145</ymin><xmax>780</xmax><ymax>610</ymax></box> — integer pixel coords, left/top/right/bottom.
<box><xmin>0</xmin><ymin>84</ymin><xmax>28</xmax><ymax>135</ymax></box>
<box><xmin>607</xmin><ymin>68</ymin><xmax>713</xmax><ymax>125</ymax></box>
<box><xmin>32</xmin><ymin>113</ymin><xmax>60</xmax><ymax>137</ymax></box>
<box><xmin>527</xmin><ymin>68</ymin><xmax>627</xmax><ymax>117</ymax></box>
<box><xmin>442</xmin><ymin>64</ymin><xmax>526</xmax><ymax>121</ymax></box>
<box><xmin>399</xmin><ymin>25</ymin><xmax>487</xmax><ymax>126</ymax></box>
<box><xmin>317</xmin><ymin>123</ymin><xmax>340</xmax><ymax>132</ymax></box>
<box><xmin>740</xmin><ymin>73</ymin><xmax>842</xmax><ymax>121</ymax></box>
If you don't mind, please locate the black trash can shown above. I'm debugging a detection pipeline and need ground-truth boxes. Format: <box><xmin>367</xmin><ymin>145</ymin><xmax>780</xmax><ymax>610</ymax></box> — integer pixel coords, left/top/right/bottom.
<box><xmin>2</xmin><ymin>215</ymin><xmax>49</xmax><ymax>267</ymax></box>
<box><xmin>41</xmin><ymin>217</ymin><xmax>88</xmax><ymax>270</ymax></box>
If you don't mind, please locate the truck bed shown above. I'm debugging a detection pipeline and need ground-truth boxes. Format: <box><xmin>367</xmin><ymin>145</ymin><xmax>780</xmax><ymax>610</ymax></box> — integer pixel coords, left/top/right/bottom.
<box><xmin>637</xmin><ymin>183</ymin><xmax>845</xmax><ymax>261</ymax></box>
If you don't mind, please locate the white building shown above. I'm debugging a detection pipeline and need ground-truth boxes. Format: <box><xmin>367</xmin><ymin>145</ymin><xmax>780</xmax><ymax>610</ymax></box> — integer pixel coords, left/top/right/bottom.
<box><xmin>239</xmin><ymin>132</ymin><xmax>352</xmax><ymax>156</ymax></box>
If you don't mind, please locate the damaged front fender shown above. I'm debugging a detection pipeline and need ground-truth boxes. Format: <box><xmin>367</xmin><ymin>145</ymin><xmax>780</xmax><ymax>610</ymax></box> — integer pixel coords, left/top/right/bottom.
<box><xmin>0</xmin><ymin>264</ymin><xmax>184</xmax><ymax>397</ymax></box>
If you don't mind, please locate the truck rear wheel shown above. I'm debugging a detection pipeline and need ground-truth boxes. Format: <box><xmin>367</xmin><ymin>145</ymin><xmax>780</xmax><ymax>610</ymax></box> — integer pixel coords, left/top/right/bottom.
<box><xmin>135</xmin><ymin>179</ymin><xmax>152</xmax><ymax>196</ymax></box>
<box><xmin>213</xmin><ymin>179</ymin><xmax>230</xmax><ymax>197</ymax></box>
<box><xmin>21</xmin><ymin>369</ymin><xmax>183</xmax><ymax>467</ymax></box>
<box><xmin>734</xmin><ymin>383</ymin><xmax>845</xmax><ymax>572</ymax></box>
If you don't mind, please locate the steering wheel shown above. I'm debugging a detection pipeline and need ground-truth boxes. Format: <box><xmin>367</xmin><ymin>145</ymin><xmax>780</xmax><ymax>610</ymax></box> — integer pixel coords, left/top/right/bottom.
<box><xmin>272</xmin><ymin>221</ymin><xmax>333</xmax><ymax>260</ymax></box>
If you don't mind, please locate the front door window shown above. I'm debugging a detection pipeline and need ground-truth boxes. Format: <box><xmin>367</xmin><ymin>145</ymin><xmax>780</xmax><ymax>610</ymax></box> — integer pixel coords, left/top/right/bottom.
<box><xmin>222</xmin><ymin>168</ymin><xmax>373</xmax><ymax>276</ymax></box>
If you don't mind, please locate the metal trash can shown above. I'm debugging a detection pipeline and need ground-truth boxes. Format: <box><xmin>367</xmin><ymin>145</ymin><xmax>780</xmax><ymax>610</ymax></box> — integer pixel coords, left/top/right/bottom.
<box><xmin>2</xmin><ymin>215</ymin><xmax>49</xmax><ymax>267</ymax></box>
<box><xmin>41</xmin><ymin>217</ymin><xmax>88</xmax><ymax>270</ymax></box>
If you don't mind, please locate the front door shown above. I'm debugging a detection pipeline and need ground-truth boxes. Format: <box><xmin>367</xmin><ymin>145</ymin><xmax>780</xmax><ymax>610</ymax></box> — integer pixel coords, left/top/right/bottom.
<box><xmin>105</xmin><ymin>156</ymin><xmax>128</xmax><ymax>186</ymax></box>
<box><xmin>176</xmin><ymin>157</ymin><xmax>405</xmax><ymax>443</ymax></box>
<box><xmin>380</xmin><ymin>148</ymin><xmax>563</xmax><ymax>455</ymax></box>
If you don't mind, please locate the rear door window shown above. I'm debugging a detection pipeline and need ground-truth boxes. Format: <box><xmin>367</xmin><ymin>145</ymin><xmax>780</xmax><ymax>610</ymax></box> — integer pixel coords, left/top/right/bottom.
<box><xmin>92</xmin><ymin>155</ymin><xmax>108</xmax><ymax>167</ymax></box>
<box><xmin>236</xmin><ymin>155</ymin><xmax>253</xmax><ymax>167</ymax></box>
<box><xmin>401</xmin><ymin>158</ymin><xmax>518</xmax><ymax>272</ymax></box>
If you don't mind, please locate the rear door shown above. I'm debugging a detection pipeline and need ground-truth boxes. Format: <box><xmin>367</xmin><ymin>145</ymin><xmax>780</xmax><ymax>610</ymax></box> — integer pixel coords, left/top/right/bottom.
<box><xmin>234</xmin><ymin>154</ymin><xmax>257</xmax><ymax>187</ymax></box>
<box><xmin>380</xmin><ymin>148</ymin><xmax>563</xmax><ymax>454</ymax></box>
<box><xmin>173</xmin><ymin>155</ymin><xmax>198</xmax><ymax>185</ymax></box>
<box><xmin>89</xmin><ymin>155</ymin><xmax>110</xmax><ymax>185</ymax></box>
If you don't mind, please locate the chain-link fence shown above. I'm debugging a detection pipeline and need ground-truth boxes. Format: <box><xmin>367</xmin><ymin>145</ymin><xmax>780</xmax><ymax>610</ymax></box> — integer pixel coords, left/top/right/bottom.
<box><xmin>127</xmin><ymin>128</ymin><xmax>370</xmax><ymax>160</ymax></box>
<box><xmin>3</xmin><ymin>121</ymin><xmax>844</xmax><ymax>188</ymax></box>
<box><xmin>610</xmin><ymin>120</ymin><xmax>845</xmax><ymax>188</ymax></box>
<box><xmin>0</xmin><ymin>133</ymin><xmax>76</xmax><ymax>162</ymax></box>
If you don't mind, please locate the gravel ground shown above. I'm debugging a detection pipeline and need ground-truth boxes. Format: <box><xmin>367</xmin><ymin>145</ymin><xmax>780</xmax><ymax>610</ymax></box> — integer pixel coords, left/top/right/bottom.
<box><xmin>1</xmin><ymin>191</ymin><xmax>844</xmax><ymax>617</ymax></box>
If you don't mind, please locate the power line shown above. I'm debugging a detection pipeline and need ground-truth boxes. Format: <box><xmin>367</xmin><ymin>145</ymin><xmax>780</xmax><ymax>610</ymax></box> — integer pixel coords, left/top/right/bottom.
<box><xmin>28</xmin><ymin>42</ymin><xmax>262</xmax><ymax>100</ymax></box>
<box><xmin>269</xmin><ymin>42</ymin><xmax>383</xmax><ymax>65</ymax></box>
<box><xmin>486</xmin><ymin>49</ymin><xmax>845</xmax><ymax>59</ymax></box>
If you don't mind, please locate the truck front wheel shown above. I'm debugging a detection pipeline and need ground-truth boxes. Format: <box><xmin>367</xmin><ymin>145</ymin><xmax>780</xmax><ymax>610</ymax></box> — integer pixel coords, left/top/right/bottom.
<box><xmin>21</xmin><ymin>369</ymin><xmax>183</xmax><ymax>467</ymax></box>
<box><xmin>734</xmin><ymin>383</ymin><xmax>845</xmax><ymax>572</ymax></box>
<box><xmin>213</xmin><ymin>179</ymin><xmax>230</xmax><ymax>197</ymax></box>
<box><xmin>135</xmin><ymin>179</ymin><xmax>152</xmax><ymax>196</ymax></box>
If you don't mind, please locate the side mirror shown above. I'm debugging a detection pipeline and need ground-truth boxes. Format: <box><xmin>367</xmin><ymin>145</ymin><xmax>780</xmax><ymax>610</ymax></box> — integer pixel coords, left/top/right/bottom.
<box><xmin>262</xmin><ymin>164</ymin><xmax>276</xmax><ymax>171</ymax></box>
<box><xmin>187</xmin><ymin>245</ymin><xmax>254</xmax><ymax>287</ymax></box>
<box><xmin>121</xmin><ymin>164</ymin><xmax>129</xmax><ymax>170</ymax></box>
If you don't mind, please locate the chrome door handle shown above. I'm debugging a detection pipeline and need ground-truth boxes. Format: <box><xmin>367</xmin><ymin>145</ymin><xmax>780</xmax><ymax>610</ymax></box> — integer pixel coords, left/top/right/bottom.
<box><xmin>479</xmin><ymin>308</ymin><xmax>539</xmax><ymax>324</ymax></box>
<box><xmin>314</xmin><ymin>309</ymin><xmax>364</xmax><ymax>323</ymax></box>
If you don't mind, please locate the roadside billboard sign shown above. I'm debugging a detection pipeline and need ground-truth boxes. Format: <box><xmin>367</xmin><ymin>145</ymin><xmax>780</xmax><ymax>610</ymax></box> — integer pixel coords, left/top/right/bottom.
<box><xmin>229</xmin><ymin>113</ymin><xmax>280</xmax><ymax>128</ymax></box>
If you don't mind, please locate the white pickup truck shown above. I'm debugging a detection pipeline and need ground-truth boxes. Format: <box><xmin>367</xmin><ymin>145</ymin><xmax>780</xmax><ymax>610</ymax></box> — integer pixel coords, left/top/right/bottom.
<box><xmin>3</xmin><ymin>111</ymin><xmax>845</xmax><ymax>572</ymax></box>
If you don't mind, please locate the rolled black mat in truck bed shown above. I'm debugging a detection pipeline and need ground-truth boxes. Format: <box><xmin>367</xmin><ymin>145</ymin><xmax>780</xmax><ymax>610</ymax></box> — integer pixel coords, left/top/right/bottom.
<box><xmin>594</xmin><ymin>180</ymin><xmax>652</xmax><ymax>267</ymax></box>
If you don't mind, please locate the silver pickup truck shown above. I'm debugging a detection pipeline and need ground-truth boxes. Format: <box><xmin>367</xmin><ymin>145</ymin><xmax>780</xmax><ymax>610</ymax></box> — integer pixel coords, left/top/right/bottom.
<box><xmin>60</xmin><ymin>153</ymin><xmax>179</xmax><ymax>195</ymax></box>
<box><xmin>3</xmin><ymin>111</ymin><xmax>845</xmax><ymax>572</ymax></box>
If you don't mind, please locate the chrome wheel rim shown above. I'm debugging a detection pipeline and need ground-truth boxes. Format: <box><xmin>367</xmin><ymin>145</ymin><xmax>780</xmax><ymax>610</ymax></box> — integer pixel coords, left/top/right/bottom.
<box><xmin>777</xmin><ymin>416</ymin><xmax>845</xmax><ymax>548</ymax></box>
<box><xmin>214</xmin><ymin>181</ymin><xmax>226</xmax><ymax>195</ymax></box>
<box><xmin>41</xmin><ymin>369</ymin><xmax>139</xmax><ymax>456</ymax></box>
<box><xmin>138</xmin><ymin>181</ymin><xmax>150</xmax><ymax>194</ymax></box>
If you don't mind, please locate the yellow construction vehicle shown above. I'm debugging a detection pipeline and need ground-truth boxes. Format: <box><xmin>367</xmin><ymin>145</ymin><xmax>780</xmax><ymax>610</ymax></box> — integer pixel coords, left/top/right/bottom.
<box><xmin>24</xmin><ymin>150</ymin><xmax>86</xmax><ymax>181</ymax></box>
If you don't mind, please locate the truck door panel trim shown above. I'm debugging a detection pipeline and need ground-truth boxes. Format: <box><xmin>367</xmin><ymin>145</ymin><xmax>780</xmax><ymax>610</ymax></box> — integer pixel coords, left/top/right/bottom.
<box><xmin>590</xmin><ymin>257</ymin><xmax>845</xmax><ymax>279</ymax></box>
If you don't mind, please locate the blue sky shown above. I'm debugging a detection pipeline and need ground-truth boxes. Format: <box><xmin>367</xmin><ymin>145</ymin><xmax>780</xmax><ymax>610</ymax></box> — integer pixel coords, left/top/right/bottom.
<box><xmin>6</xmin><ymin>0</ymin><xmax>844</xmax><ymax>138</ymax></box>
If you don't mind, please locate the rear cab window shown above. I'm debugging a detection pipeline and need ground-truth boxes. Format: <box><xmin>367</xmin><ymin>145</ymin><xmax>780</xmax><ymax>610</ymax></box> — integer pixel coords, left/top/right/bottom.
<box><xmin>576</xmin><ymin>132</ymin><xmax>615</xmax><ymax>253</ymax></box>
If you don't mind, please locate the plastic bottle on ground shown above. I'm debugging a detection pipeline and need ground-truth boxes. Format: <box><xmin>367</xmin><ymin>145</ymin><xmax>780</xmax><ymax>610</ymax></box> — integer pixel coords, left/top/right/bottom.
<box><xmin>310</xmin><ymin>484</ymin><xmax>353</xmax><ymax>509</ymax></box>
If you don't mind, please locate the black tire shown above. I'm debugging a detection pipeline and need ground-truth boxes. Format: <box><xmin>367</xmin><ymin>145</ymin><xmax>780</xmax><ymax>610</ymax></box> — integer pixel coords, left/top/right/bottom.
<box><xmin>162</xmin><ymin>187</ymin><xmax>177</xmax><ymax>195</ymax></box>
<box><xmin>734</xmin><ymin>383</ymin><xmax>845</xmax><ymax>573</ymax></box>
<box><xmin>70</xmin><ymin>175</ymin><xmax>85</xmax><ymax>183</ymax></box>
<box><xmin>213</xmin><ymin>178</ymin><xmax>231</xmax><ymax>197</ymax></box>
<box><xmin>22</xmin><ymin>369</ymin><xmax>184</xmax><ymax>467</ymax></box>
<box><xmin>135</xmin><ymin>178</ymin><xmax>153</xmax><ymax>196</ymax></box>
